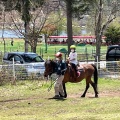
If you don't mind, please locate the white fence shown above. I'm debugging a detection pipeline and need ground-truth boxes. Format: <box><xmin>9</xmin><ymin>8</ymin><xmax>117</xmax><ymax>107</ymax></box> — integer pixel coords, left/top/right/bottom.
<box><xmin>0</xmin><ymin>64</ymin><xmax>44</xmax><ymax>81</ymax></box>
<box><xmin>0</xmin><ymin>61</ymin><xmax>120</xmax><ymax>82</ymax></box>
<box><xmin>80</xmin><ymin>61</ymin><xmax>120</xmax><ymax>78</ymax></box>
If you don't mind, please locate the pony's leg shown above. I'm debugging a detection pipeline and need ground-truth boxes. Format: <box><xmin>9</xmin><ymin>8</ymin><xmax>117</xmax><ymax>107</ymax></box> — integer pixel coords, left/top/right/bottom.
<box><xmin>62</xmin><ymin>82</ymin><xmax>67</xmax><ymax>98</ymax></box>
<box><xmin>81</xmin><ymin>83</ymin><xmax>90</xmax><ymax>97</ymax></box>
<box><xmin>90</xmin><ymin>81</ymin><xmax>98</xmax><ymax>98</ymax></box>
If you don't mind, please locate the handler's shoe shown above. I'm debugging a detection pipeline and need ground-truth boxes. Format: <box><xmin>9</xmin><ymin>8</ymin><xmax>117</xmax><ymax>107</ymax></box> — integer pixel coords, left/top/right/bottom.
<box><xmin>52</xmin><ymin>95</ymin><xmax>64</xmax><ymax>99</ymax></box>
<box><xmin>52</xmin><ymin>95</ymin><xmax>61</xmax><ymax>99</ymax></box>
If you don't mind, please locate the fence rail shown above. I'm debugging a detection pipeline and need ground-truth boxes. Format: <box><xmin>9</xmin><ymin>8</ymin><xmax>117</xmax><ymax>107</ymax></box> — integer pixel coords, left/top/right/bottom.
<box><xmin>80</xmin><ymin>61</ymin><xmax>120</xmax><ymax>78</ymax></box>
<box><xmin>0</xmin><ymin>61</ymin><xmax>120</xmax><ymax>84</ymax></box>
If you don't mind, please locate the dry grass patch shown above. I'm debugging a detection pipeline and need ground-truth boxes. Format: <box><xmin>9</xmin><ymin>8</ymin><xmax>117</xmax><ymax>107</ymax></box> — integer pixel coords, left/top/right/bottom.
<box><xmin>0</xmin><ymin>78</ymin><xmax>120</xmax><ymax>120</ymax></box>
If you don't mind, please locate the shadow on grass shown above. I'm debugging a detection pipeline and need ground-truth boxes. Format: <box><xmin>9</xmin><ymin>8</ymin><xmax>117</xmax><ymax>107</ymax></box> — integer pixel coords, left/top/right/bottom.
<box><xmin>47</xmin><ymin>97</ymin><xmax>67</xmax><ymax>101</ymax></box>
<box><xmin>0</xmin><ymin>98</ymin><xmax>25</xmax><ymax>103</ymax></box>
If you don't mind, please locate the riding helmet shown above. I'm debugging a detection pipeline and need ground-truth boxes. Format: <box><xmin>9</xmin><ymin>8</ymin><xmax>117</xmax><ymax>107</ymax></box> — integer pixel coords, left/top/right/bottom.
<box><xmin>55</xmin><ymin>52</ymin><xmax>62</xmax><ymax>57</ymax></box>
<box><xmin>70</xmin><ymin>45</ymin><xmax>76</xmax><ymax>49</ymax></box>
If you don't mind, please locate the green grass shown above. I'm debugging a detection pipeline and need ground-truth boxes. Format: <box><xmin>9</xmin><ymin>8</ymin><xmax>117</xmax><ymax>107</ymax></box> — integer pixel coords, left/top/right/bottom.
<box><xmin>0</xmin><ymin>38</ymin><xmax>107</xmax><ymax>60</ymax></box>
<box><xmin>0</xmin><ymin>78</ymin><xmax>120</xmax><ymax>120</ymax></box>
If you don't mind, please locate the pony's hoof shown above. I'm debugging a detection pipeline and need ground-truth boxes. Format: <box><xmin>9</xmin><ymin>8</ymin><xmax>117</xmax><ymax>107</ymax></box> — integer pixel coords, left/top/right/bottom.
<box><xmin>95</xmin><ymin>95</ymin><xmax>98</xmax><ymax>98</ymax></box>
<box><xmin>81</xmin><ymin>95</ymin><xmax>85</xmax><ymax>97</ymax></box>
<box><xmin>64</xmin><ymin>95</ymin><xmax>67</xmax><ymax>98</ymax></box>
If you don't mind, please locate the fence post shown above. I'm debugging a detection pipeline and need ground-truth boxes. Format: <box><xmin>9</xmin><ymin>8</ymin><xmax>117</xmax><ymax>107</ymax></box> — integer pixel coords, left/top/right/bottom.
<box><xmin>55</xmin><ymin>47</ymin><xmax>56</xmax><ymax>54</ymax></box>
<box><xmin>12</xmin><ymin>58</ymin><xmax>16</xmax><ymax>85</ymax></box>
<box><xmin>55</xmin><ymin>48</ymin><xmax>56</xmax><ymax>59</ymax></box>
<box><xmin>40</xmin><ymin>47</ymin><xmax>41</xmax><ymax>56</ymax></box>
<box><xmin>42</xmin><ymin>49</ymin><xmax>43</xmax><ymax>58</ymax></box>
<box><xmin>85</xmin><ymin>47</ymin><xmax>88</xmax><ymax>63</ymax></box>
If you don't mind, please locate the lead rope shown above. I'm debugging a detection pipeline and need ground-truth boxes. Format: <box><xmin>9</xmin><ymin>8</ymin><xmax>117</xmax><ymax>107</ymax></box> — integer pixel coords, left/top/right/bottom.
<box><xmin>48</xmin><ymin>76</ymin><xmax>58</xmax><ymax>92</ymax></box>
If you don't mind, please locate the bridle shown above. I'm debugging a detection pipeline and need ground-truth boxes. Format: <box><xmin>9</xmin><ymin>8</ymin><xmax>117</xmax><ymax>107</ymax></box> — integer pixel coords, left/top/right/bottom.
<box><xmin>44</xmin><ymin>60</ymin><xmax>57</xmax><ymax>77</ymax></box>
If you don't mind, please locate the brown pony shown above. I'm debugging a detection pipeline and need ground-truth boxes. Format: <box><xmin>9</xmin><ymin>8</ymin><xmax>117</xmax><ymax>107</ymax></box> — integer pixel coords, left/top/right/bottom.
<box><xmin>44</xmin><ymin>60</ymin><xmax>98</xmax><ymax>98</ymax></box>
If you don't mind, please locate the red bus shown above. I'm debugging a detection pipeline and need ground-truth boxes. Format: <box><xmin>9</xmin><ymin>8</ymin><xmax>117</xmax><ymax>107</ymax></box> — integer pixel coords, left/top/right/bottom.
<box><xmin>48</xmin><ymin>36</ymin><xmax>106</xmax><ymax>44</ymax></box>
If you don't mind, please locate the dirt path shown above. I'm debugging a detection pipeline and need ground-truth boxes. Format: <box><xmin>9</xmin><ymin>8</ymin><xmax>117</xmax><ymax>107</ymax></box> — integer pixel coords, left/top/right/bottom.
<box><xmin>0</xmin><ymin>91</ymin><xmax>119</xmax><ymax>103</ymax></box>
<box><xmin>68</xmin><ymin>91</ymin><xmax>120</xmax><ymax>98</ymax></box>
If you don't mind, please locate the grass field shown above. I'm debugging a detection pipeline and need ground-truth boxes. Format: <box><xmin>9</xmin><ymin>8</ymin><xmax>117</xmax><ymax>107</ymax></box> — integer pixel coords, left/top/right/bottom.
<box><xmin>0</xmin><ymin>78</ymin><xmax>120</xmax><ymax>120</ymax></box>
<box><xmin>0</xmin><ymin>38</ymin><xmax>107</xmax><ymax>60</ymax></box>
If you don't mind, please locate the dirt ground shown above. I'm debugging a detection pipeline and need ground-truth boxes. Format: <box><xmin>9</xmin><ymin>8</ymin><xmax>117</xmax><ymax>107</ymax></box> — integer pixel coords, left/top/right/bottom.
<box><xmin>0</xmin><ymin>91</ymin><xmax>119</xmax><ymax>104</ymax></box>
<box><xmin>68</xmin><ymin>91</ymin><xmax>120</xmax><ymax>98</ymax></box>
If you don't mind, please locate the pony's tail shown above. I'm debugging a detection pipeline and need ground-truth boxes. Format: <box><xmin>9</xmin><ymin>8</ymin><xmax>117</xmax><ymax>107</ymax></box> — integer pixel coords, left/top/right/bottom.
<box><xmin>91</xmin><ymin>64</ymin><xmax>98</xmax><ymax>86</ymax></box>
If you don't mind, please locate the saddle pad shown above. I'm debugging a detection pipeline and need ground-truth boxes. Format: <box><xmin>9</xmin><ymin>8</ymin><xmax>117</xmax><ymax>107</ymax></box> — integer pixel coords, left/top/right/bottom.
<box><xmin>78</xmin><ymin>64</ymin><xmax>83</xmax><ymax>69</ymax></box>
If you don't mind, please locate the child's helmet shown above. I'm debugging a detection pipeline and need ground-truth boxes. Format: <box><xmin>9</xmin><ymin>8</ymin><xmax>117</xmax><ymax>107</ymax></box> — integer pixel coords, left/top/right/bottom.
<box><xmin>70</xmin><ymin>45</ymin><xmax>76</xmax><ymax>49</ymax></box>
<box><xmin>55</xmin><ymin>52</ymin><xmax>62</xmax><ymax>57</ymax></box>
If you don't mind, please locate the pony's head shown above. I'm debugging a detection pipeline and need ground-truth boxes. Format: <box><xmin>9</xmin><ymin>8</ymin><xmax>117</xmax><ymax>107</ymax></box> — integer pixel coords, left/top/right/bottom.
<box><xmin>44</xmin><ymin>60</ymin><xmax>57</xmax><ymax>77</ymax></box>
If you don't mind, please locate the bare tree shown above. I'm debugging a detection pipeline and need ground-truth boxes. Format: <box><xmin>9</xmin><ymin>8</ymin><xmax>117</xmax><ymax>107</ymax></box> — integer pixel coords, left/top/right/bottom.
<box><xmin>60</xmin><ymin>0</ymin><xmax>97</xmax><ymax>54</ymax></box>
<box><xmin>1</xmin><ymin>0</ymin><xmax>45</xmax><ymax>52</ymax></box>
<box><xmin>0</xmin><ymin>2</ymin><xmax>6</xmax><ymax>53</ymax></box>
<box><xmin>92</xmin><ymin>0</ymin><xmax>120</xmax><ymax>61</ymax></box>
<box><xmin>8</xmin><ymin>1</ymin><xmax>64</xmax><ymax>53</ymax></box>
<box><xmin>9</xmin><ymin>6</ymin><xmax>48</xmax><ymax>53</ymax></box>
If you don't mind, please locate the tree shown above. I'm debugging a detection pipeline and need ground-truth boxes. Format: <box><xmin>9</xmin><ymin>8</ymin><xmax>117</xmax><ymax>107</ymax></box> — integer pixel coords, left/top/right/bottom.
<box><xmin>104</xmin><ymin>26</ymin><xmax>120</xmax><ymax>45</ymax></box>
<box><xmin>62</xmin><ymin>0</ymin><xmax>97</xmax><ymax>54</ymax></box>
<box><xmin>1</xmin><ymin>0</ymin><xmax>66</xmax><ymax>53</ymax></box>
<box><xmin>15</xmin><ymin>0</ymin><xmax>45</xmax><ymax>52</ymax></box>
<box><xmin>1</xmin><ymin>0</ymin><xmax>45</xmax><ymax>52</ymax></box>
<box><xmin>0</xmin><ymin>3</ymin><xmax>6</xmax><ymax>54</ymax></box>
<box><xmin>88</xmin><ymin>0</ymin><xmax>120</xmax><ymax>61</ymax></box>
<box><xmin>42</xmin><ymin>24</ymin><xmax>57</xmax><ymax>53</ymax></box>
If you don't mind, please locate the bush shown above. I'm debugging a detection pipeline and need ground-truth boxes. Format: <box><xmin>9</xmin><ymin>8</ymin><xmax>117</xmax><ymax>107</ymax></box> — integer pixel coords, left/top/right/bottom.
<box><xmin>0</xmin><ymin>67</ymin><xmax>13</xmax><ymax>85</ymax></box>
<box><xmin>104</xmin><ymin>26</ymin><xmax>120</xmax><ymax>45</ymax></box>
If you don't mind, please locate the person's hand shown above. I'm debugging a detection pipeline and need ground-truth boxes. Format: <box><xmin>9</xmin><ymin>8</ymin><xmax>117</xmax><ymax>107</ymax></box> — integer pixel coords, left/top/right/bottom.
<box><xmin>66</xmin><ymin>57</ymin><xmax>70</xmax><ymax>64</ymax></box>
<box><xmin>67</xmin><ymin>57</ymin><xmax>70</xmax><ymax>60</ymax></box>
<box><xmin>70</xmin><ymin>58</ymin><xmax>75</xmax><ymax>61</ymax></box>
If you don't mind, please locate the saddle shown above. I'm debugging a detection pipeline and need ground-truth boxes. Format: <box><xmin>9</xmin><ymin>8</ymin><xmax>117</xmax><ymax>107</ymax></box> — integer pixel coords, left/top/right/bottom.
<box><xmin>69</xmin><ymin>64</ymin><xmax>84</xmax><ymax>81</ymax></box>
<box><xmin>77</xmin><ymin>65</ymin><xmax>84</xmax><ymax>72</ymax></box>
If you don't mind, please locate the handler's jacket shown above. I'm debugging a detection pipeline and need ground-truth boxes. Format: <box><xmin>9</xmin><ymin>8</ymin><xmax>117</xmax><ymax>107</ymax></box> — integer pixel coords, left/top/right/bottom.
<box><xmin>56</xmin><ymin>60</ymin><xmax>66</xmax><ymax>75</ymax></box>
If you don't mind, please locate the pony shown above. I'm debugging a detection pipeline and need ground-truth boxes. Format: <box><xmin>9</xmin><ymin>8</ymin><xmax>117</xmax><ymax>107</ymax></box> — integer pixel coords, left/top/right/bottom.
<box><xmin>44</xmin><ymin>60</ymin><xmax>98</xmax><ymax>98</ymax></box>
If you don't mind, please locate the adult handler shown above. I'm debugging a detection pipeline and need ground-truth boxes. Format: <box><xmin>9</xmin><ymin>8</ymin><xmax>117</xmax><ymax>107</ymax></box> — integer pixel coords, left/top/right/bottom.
<box><xmin>52</xmin><ymin>52</ymin><xmax>66</xmax><ymax>99</ymax></box>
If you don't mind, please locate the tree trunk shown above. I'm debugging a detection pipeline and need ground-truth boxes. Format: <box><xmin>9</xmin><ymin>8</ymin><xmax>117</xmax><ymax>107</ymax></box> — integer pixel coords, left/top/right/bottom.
<box><xmin>22</xmin><ymin>0</ymin><xmax>30</xmax><ymax>52</ymax></box>
<box><xmin>24</xmin><ymin>21</ymin><xmax>29</xmax><ymax>52</ymax></box>
<box><xmin>95</xmin><ymin>0</ymin><xmax>102</xmax><ymax>62</ymax></box>
<box><xmin>66</xmin><ymin>1</ymin><xmax>73</xmax><ymax>54</ymax></box>
<box><xmin>95</xmin><ymin>34</ymin><xmax>102</xmax><ymax>62</ymax></box>
<box><xmin>32</xmin><ymin>46</ymin><xmax>36</xmax><ymax>53</ymax></box>
<box><xmin>31</xmin><ymin>38</ymin><xmax>37</xmax><ymax>53</ymax></box>
<box><xmin>2</xmin><ymin>11</ymin><xmax>6</xmax><ymax>54</ymax></box>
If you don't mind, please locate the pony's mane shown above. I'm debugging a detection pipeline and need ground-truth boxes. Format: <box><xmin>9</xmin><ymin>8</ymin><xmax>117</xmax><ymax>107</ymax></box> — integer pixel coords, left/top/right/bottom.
<box><xmin>45</xmin><ymin>59</ymin><xmax>57</xmax><ymax>67</ymax></box>
<box><xmin>45</xmin><ymin>59</ymin><xmax>54</xmax><ymax>64</ymax></box>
